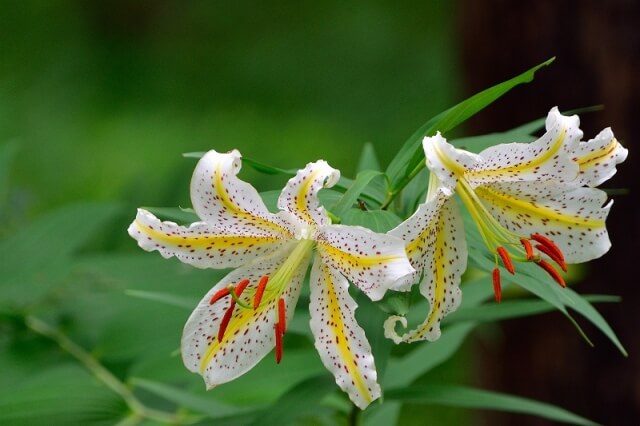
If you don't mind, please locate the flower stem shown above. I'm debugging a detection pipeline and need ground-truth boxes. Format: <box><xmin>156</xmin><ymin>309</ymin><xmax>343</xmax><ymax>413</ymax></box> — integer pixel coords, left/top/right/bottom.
<box><xmin>381</xmin><ymin>161</ymin><xmax>426</xmax><ymax>210</ymax></box>
<box><xmin>25</xmin><ymin>316</ymin><xmax>184</xmax><ymax>425</ymax></box>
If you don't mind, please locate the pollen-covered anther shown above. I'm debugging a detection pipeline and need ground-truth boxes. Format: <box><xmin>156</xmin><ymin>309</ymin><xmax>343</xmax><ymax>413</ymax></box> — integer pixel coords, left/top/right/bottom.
<box><xmin>535</xmin><ymin>243</ymin><xmax>568</xmax><ymax>272</ymax></box>
<box><xmin>535</xmin><ymin>259</ymin><xmax>566</xmax><ymax>288</ymax></box>
<box><xmin>274</xmin><ymin>323</ymin><xmax>283</xmax><ymax>364</ymax></box>
<box><xmin>209</xmin><ymin>287</ymin><xmax>230</xmax><ymax>305</ymax></box>
<box><xmin>531</xmin><ymin>233</ymin><xmax>565</xmax><ymax>263</ymax></box>
<box><xmin>277</xmin><ymin>298</ymin><xmax>287</xmax><ymax>333</ymax></box>
<box><xmin>496</xmin><ymin>246</ymin><xmax>515</xmax><ymax>274</ymax></box>
<box><xmin>253</xmin><ymin>275</ymin><xmax>269</xmax><ymax>310</ymax></box>
<box><xmin>520</xmin><ymin>238</ymin><xmax>534</xmax><ymax>261</ymax></box>
<box><xmin>492</xmin><ymin>267</ymin><xmax>502</xmax><ymax>303</ymax></box>
<box><xmin>217</xmin><ymin>279</ymin><xmax>251</xmax><ymax>342</ymax></box>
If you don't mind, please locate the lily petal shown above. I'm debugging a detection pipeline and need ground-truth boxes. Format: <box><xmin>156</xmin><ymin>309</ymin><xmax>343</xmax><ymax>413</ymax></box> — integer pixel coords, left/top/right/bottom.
<box><xmin>191</xmin><ymin>149</ymin><xmax>295</xmax><ymax>237</ymax></box>
<box><xmin>128</xmin><ymin>209</ymin><xmax>288</xmax><ymax>269</ymax></box>
<box><xmin>309</xmin><ymin>256</ymin><xmax>381</xmax><ymax>409</ymax></box>
<box><xmin>181</xmin><ymin>244</ymin><xmax>309</xmax><ymax>388</ymax></box>
<box><xmin>384</xmin><ymin>197</ymin><xmax>466</xmax><ymax>343</ymax></box>
<box><xmin>315</xmin><ymin>224</ymin><xmax>415</xmax><ymax>301</ymax></box>
<box><xmin>423</xmin><ymin>132</ymin><xmax>482</xmax><ymax>189</ymax></box>
<box><xmin>278</xmin><ymin>160</ymin><xmax>340</xmax><ymax>228</ymax></box>
<box><xmin>466</xmin><ymin>107</ymin><xmax>582</xmax><ymax>185</ymax></box>
<box><xmin>388</xmin><ymin>188</ymin><xmax>453</xmax><ymax>290</ymax></box>
<box><xmin>475</xmin><ymin>181</ymin><xmax>612</xmax><ymax>263</ymax></box>
<box><xmin>571</xmin><ymin>128</ymin><xmax>628</xmax><ymax>187</ymax></box>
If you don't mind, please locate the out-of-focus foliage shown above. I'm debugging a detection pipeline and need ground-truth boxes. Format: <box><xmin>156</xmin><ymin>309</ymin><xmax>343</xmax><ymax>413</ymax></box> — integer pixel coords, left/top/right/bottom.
<box><xmin>0</xmin><ymin>2</ymin><xmax>625</xmax><ymax>425</ymax></box>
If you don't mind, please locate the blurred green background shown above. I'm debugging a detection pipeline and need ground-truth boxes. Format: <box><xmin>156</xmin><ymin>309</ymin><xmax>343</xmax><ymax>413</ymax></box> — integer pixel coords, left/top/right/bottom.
<box><xmin>1</xmin><ymin>1</ymin><xmax>638</xmax><ymax>425</ymax></box>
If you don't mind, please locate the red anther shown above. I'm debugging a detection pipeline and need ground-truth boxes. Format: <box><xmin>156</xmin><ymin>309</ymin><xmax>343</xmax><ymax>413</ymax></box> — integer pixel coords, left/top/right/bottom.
<box><xmin>535</xmin><ymin>244</ymin><xmax>568</xmax><ymax>272</ymax></box>
<box><xmin>496</xmin><ymin>246</ymin><xmax>515</xmax><ymax>274</ymax></box>
<box><xmin>492</xmin><ymin>267</ymin><xmax>502</xmax><ymax>303</ymax></box>
<box><xmin>209</xmin><ymin>288</ymin><xmax>230</xmax><ymax>305</ymax></box>
<box><xmin>217</xmin><ymin>300</ymin><xmax>236</xmax><ymax>342</ymax></box>
<box><xmin>535</xmin><ymin>259</ymin><xmax>566</xmax><ymax>288</ymax></box>
<box><xmin>531</xmin><ymin>233</ymin><xmax>565</xmax><ymax>262</ymax></box>
<box><xmin>278</xmin><ymin>298</ymin><xmax>286</xmax><ymax>333</ymax></box>
<box><xmin>521</xmin><ymin>238</ymin><xmax>534</xmax><ymax>260</ymax></box>
<box><xmin>274</xmin><ymin>324</ymin><xmax>283</xmax><ymax>364</ymax></box>
<box><xmin>235</xmin><ymin>279</ymin><xmax>250</xmax><ymax>297</ymax></box>
<box><xmin>254</xmin><ymin>276</ymin><xmax>269</xmax><ymax>310</ymax></box>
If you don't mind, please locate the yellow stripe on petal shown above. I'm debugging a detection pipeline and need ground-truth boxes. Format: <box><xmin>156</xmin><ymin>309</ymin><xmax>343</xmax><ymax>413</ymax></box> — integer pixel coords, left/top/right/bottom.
<box><xmin>571</xmin><ymin>128</ymin><xmax>628</xmax><ymax>187</ymax></box>
<box><xmin>309</xmin><ymin>258</ymin><xmax>381</xmax><ymax>409</ymax></box>
<box><xmin>129</xmin><ymin>209</ymin><xmax>286</xmax><ymax>270</ymax></box>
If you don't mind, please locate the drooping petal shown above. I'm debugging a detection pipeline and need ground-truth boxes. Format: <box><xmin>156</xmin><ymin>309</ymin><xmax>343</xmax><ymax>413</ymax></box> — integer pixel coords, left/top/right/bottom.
<box><xmin>571</xmin><ymin>128</ymin><xmax>628</xmax><ymax>187</ymax></box>
<box><xmin>474</xmin><ymin>181</ymin><xmax>612</xmax><ymax>263</ymax></box>
<box><xmin>309</xmin><ymin>256</ymin><xmax>381</xmax><ymax>409</ymax></box>
<box><xmin>128</xmin><ymin>209</ymin><xmax>289</xmax><ymax>269</ymax></box>
<box><xmin>315</xmin><ymin>224</ymin><xmax>415</xmax><ymax>301</ymax></box>
<box><xmin>181</xmin><ymin>243</ymin><xmax>310</xmax><ymax>388</ymax></box>
<box><xmin>278</xmin><ymin>160</ymin><xmax>340</xmax><ymax>228</ymax></box>
<box><xmin>384</xmin><ymin>197</ymin><xmax>466</xmax><ymax>343</ymax></box>
<box><xmin>190</xmin><ymin>149</ymin><xmax>295</xmax><ymax>237</ymax></box>
<box><xmin>388</xmin><ymin>188</ymin><xmax>453</xmax><ymax>289</ymax></box>
<box><xmin>466</xmin><ymin>107</ymin><xmax>582</xmax><ymax>186</ymax></box>
<box><xmin>423</xmin><ymin>132</ymin><xmax>482</xmax><ymax>189</ymax></box>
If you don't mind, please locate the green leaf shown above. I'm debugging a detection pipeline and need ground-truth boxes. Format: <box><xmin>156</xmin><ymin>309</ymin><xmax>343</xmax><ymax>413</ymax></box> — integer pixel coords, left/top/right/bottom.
<box><xmin>341</xmin><ymin>209</ymin><xmax>402</xmax><ymax>233</ymax></box>
<box><xmin>243</xmin><ymin>157</ymin><xmax>297</xmax><ymax>177</ymax></box>
<box><xmin>0</xmin><ymin>202</ymin><xmax>121</xmax><ymax>307</ymax></box>
<box><xmin>124</xmin><ymin>289</ymin><xmax>197</xmax><ymax>310</ymax></box>
<box><xmin>131</xmin><ymin>377</ymin><xmax>253</xmax><ymax>419</ymax></box>
<box><xmin>385</xmin><ymin>384</ymin><xmax>597</xmax><ymax>425</ymax></box>
<box><xmin>386</xmin><ymin>58</ymin><xmax>554</xmax><ymax>190</ymax></box>
<box><xmin>357</xmin><ymin>142</ymin><xmax>381</xmax><ymax>172</ymax></box>
<box><xmin>446</xmin><ymin>295</ymin><xmax>620</xmax><ymax>325</ymax></box>
<box><xmin>0</xmin><ymin>140</ymin><xmax>18</xmax><ymax>212</ymax></box>
<box><xmin>331</xmin><ymin>170</ymin><xmax>384</xmax><ymax>218</ymax></box>
<box><xmin>247</xmin><ymin>375</ymin><xmax>336</xmax><ymax>426</ymax></box>
<box><xmin>141</xmin><ymin>206</ymin><xmax>199</xmax><ymax>224</ymax></box>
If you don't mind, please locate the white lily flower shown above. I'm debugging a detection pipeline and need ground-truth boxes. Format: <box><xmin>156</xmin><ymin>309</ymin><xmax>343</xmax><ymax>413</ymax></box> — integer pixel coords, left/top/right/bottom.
<box><xmin>128</xmin><ymin>149</ymin><xmax>414</xmax><ymax>409</ymax></box>
<box><xmin>385</xmin><ymin>107</ymin><xmax>627</xmax><ymax>344</ymax></box>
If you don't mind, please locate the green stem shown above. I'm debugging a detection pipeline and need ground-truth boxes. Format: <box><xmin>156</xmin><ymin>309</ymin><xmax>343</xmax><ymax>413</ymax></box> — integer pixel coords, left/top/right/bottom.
<box><xmin>381</xmin><ymin>161</ymin><xmax>426</xmax><ymax>210</ymax></box>
<box><xmin>25</xmin><ymin>316</ymin><xmax>183</xmax><ymax>425</ymax></box>
<box><xmin>348</xmin><ymin>403</ymin><xmax>360</xmax><ymax>426</ymax></box>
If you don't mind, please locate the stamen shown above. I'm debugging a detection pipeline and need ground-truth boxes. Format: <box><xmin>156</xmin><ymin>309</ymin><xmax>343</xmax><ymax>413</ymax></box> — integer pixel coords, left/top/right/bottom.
<box><xmin>492</xmin><ymin>267</ymin><xmax>502</xmax><ymax>303</ymax></box>
<box><xmin>228</xmin><ymin>280</ymin><xmax>252</xmax><ymax>309</ymax></box>
<box><xmin>535</xmin><ymin>259</ymin><xmax>566</xmax><ymax>288</ymax></box>
<box><xmin>254</xmin><ymin>275</ymin><xmax>269</xmax><ymax>310</ymax></box>
<box><xmin>531</xmin><ymin>233</ymin><xmax>565</xmax><ymax>263</ymax></box>
<box><xmin>535</xmin><ymin>244</ymin><xmax>568</xmax><ymax>272</ymax></box>
<box><xmin>217</xmin><ymin>300</ymin><xmax>235</xmax><ymax>342</ymax></box>
<box><xmin>520</xmin><ymin>238</ymin><xmax>534</xmax><ymax>260</ymax></box>
<box><xmin>496</xmin><ymin>246</ymin><xmax>515</xmax><ymax>274</ymax></box>
<box><xmin>209</xmin><ymin>287</ymin><xmax>230</xmax><ymax>305</ymax></box>
<box><xmin>274</xmin><ymin>324</ymin><xmax>283</xmax><ymax>364</ymax></box>
<box><xmin>278</xmin><ymin>298</ymin><xmax>286</xmax><ymax>333</ymax></box>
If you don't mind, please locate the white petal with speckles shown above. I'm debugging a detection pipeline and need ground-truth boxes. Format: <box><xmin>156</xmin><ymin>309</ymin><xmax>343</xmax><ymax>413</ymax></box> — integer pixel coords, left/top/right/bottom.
<box><xmin>315</xmin><ymin>224</ymin><xmax>415</xmax><ymax>301</ymax></box>
<box><xmin>423</xmin><ymin>132</ymin><xmax>482</xmax><ymax>189</ymax></box>
<box><xmin>278</xmin><ymin>160</ymin><xmax>340</xmax><ymax>228</ymax></box>
<box><xmin>190</xmin><ymin>149</ymin><xmax>296</xmax><ymax>237</ymax></box>
<box><xmin>384</xmin><ymin>197</ymin><xmax>466</xmax><ymax>343</ymax></box>
<box><xmin>571</xmin><ymin>128</ymin><xmax>628</xmax><ymax>187</ymax></box>
<box><xmin>309</xmin><ymin>256</ymin><xmax>381</xmax><ymax>409</ymax></box>
<box><xmin>466</xmin><ymin>108</ymin><xmax>582</xmax><ymax>186</ymax></box>
<box><xmin>181</xmin><ymin>243</ymin><xmax>308</xmax><ymax>388</ymax></box>
<box><xmin>475</xmin><ymin>181</ymin><xmax>612</xmax><ymax>263</ymax></box>
<box><xmin>128</xmin><ymin>208</ymin><xmax>288</xmax><ymax>269</ymax></box>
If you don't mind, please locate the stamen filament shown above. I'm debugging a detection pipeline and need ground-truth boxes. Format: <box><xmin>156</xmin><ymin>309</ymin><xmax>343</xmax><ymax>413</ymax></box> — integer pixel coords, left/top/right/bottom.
<box><xmin>253</xmin><ymin>276</ymin><xmax>269</xmax><ymax>310</ymax></box>
<box><xmin>497</xmin><ymin>246</ymin><xmax>515</xmax><ymax>274</ymax></box>
<box><xmin>535</xmin><ymin>259</ymin><xmax>566</xmax><ymax>288</ymax></box>
<box><xmin>228</xmin><ymin>280</ymin><xmax>252</xmax><ymax>309</ymax></box>
<box><xmin>492</xmin><ymin>267</ymin><xmax>502</xmax><ymax>303</ymax></box>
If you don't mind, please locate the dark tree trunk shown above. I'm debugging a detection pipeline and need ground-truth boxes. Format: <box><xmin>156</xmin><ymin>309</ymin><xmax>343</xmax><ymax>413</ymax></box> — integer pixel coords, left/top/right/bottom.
<box><xmin>458</xmin><ymin>1</ymin><xmax>640</xmax><ymax>424</ymax></box>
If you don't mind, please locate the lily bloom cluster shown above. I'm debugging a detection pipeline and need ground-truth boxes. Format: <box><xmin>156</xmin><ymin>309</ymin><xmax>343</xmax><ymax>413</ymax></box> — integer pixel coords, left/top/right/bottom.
<box><xmin>385</xmin><ymin>107</ymin><xmax>627</xmax><ymax>344</ymax></box>
<box><xmin>128</xmin><ymin>107</ymin><xmax>626</xmax><ymax>409</ymax></box>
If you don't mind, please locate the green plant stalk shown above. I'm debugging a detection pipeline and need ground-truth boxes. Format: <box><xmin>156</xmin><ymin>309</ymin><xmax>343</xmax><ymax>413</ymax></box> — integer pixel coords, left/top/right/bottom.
<box><xmin>25</xmin><ymin>316</ymin><xmax>184</xmax><ymax>425</ymax></box>
<box><xmin>381</xmin><ymin>161</ymin><xmax>426</xmax><ymax>210</ymax></box>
